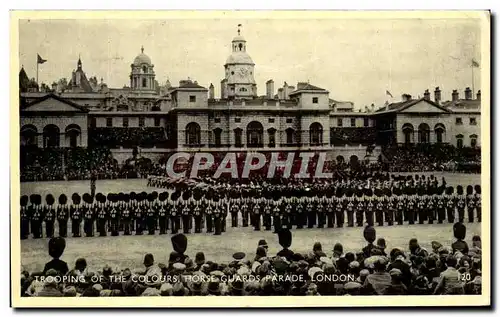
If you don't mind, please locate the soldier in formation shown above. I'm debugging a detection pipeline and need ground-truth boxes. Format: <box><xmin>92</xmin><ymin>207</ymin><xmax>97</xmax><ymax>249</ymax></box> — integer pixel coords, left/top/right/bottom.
<box><xmin>19</xmin><ymin>179</ymin><xmax>481</xmax><ymax>239</ymax></box>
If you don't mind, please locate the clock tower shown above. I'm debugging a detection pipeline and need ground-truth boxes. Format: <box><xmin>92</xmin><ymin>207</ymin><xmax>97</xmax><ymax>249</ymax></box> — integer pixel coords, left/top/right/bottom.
<box><xmin>222</xmin><ymin>25</ymin><xmax>257</xmax><ymax>99</ymax></box>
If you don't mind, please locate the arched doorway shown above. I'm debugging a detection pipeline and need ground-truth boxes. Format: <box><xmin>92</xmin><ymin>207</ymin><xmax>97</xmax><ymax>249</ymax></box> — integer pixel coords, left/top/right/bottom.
<box><xmin>434</xmin><ymin>123</ymin><xmax>446</xmax><ymax>144</ymax></box>
<box><xmin>43</xmin><ymin>124</ymin><xmax>60</xmax><ymax>148</ymax></box>
<box><xmin>185</xmin><ymin>122</ymin><xmax>201</xmax><ymax>146</ymax></box>
<box><xmin>65</xmin><ymin>124</ymin><xmax>81</xmax><ymax>148</ymax></box>
<box><xmin>246</xmin><ymin>121</ymin><xmax>264</xmax><ymax>147</ymax></box>
<box><xmin>234</xmin><ymin>128</ymin><xmax>243</xmax><ymax>147</ymax></box>
<box><xmin>418</xmin><ymin>123</ymin><xmax>430</xmax><ymax>144</ymax></box>
<box><xmin>20</xmin><ymin>124</ymin><xmax>38</xmax><ymax>146</ymax></box>
<box><xmin>309</xmin><ymin>122</ymin><xmax>323</xmax><ymax>146</ymax></box>
<box><xmin>402</xmin><ymin>123</ymin><xmax>414</xmax><ymax>144</ymax></box>
<box><xmin>456</xmin><ymin>134</ymin><xmax>464</xmax><ymax>148</ymax></box>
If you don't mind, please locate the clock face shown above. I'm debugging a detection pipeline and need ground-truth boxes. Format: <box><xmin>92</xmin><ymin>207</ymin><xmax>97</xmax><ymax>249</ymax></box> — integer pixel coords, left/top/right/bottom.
<box><xmin>238</xmin><ymin>67</ymin><xmax>249</xmax><ymax>77</ymax></box>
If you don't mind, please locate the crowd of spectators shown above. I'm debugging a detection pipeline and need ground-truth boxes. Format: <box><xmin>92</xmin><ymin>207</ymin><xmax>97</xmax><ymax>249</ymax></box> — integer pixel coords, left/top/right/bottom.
<box><xmin>21</xmin><ymin>225</ymin><xmax>482</xmax><ymax>297</ymax></box>
<box><xmin>381</xmin><ymin>145</ymin><xmax>481</xmax><ymax>173</ymax></box>
<box><xmin>88</xmin><ymin>128</ymin><xmax>170</xmax><ymax>149</ymax></box>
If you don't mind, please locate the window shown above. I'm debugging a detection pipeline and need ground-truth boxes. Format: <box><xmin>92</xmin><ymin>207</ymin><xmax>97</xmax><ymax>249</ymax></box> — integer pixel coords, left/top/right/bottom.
<box><xmin>213</xmin><ymin>129</ymin><xmax>222</xmax><ymax>147</ymax></box>
<box><xmin>456</xmin><ymin>117</ymin><xmax>463</xmax><ymax>125</ymax></box>
<box><xmin>234</xmin><ymin>129</ymin><xmax>243</xmax><ymax>147</ymax></box>
<box><xmin>286</xmin><ymin>118</ymin><xmax>293</xmax><ymax>124</ymax></box>
<box><xmin>470</xmin><ymin>117</ymin><xmax>477</xmax><ymax>125</ymax></box>
<box><xmin>106</xmin><ymin>118</ymin><xmax>113</xmax><ymax>127</ymax></box>
<box><xmin>123</xmin><ymin>117</ymin><xmax>129</xmax><ymax>128</ymax></box>
<box><xmin>142</xmin><ymin>66</ymin><xmax>147</xmax><ymax>73</ymax></box>
<box><xmin>235</xmin><ymin>118</ymin><xmax>241</xmax><ymax>123</ymax></box>
<box><xmin>268</xmin><ymin>129</ymin><xmax>276</xmax><ymax>147</ymax></box>
<box><xmin>364</xmin><ymin>118</ymin><xmax>369</xmax><ymax>127</ymax></box>
<box><xmin>471</xmin><ymin>137</ymin><xmax>477</xmax><ymax>148</ymax></box>
<box><xmin>268</xmin><ymin>118</ymin><xmax>275</xmax><ymax>123</ymax></box>
<box><xmin>142</xmin><ymin>78</ymin><xmax>147</xmax><ymax>88</ymax></box>
<box><xmin>337</xmin><ymin>118</ymin><xmax>343</xmax><ymax>127</ymax></box>
<box><xmin>239</xmin><ymin>87</ymin><xmax>247</xmax><ymax>92</ymax></box>
<box><xmin>350</xmin><ymin>118</ymin><xmax>356</xmax><ymax>127</ymax></box>
<box><xmin>214</xmin><ymin>118</ymin><xmax>221</xmax><ymax>123</ymax></box>
<box><xmin>286</xmin><ymin>128</ymin><xmax>294</xmax><ymax>145</ymax></box>
<box><xmin>139</xmin><ymin>117</ymin><xmax>145</xmax><ymax>127</ymax></box>
<box><xmin>456</xmin><ymin>135</ymin><xmax>464</xmax><ymax>148</ymax></box>
<box><xmin>309</xmin><ymin>123</ymin><xmax>323</xmax><ymax>146</ymax></box>
<box><xmin>90</xmin><ymin>117</ymin><xmax>96</xmax><ymax>128</ymax></box>
<box><xmin>186</xmin><ymin>123</ymin><xmax>201</xmax><ymax>145</ymax></box>
<box><xmin>312</xmin><ymin>97</ymin><xmax>318</xmax><ymax>104</ymax></box>
<box><xmin>189</xmin><ymin>95</ymin><xmax>196</xmax><ymax>102</ymax></box>
<box><xmin>154</xmin><ymin>117</ymin><xmax>161</xmax><ymax>127</ymax></box>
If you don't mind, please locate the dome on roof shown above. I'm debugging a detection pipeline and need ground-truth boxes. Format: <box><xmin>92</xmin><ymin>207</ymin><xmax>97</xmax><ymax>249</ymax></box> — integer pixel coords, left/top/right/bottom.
<box><xmin>232</xmin><ymin>35</ymin><xmax>246</xmax><ymax>42</ymax></box>
<box><xmin>226</xmin><ymin>52</ymin><xmax>254</xmax><ymax>65</ymax></box>
<box><xmin>133</xmin><ymin>47</ymin><xmax>152</xmax><ymax>66</ymax></box>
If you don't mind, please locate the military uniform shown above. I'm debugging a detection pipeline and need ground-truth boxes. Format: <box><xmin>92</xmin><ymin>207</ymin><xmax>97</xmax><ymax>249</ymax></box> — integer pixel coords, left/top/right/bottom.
<box><xmin>427</xmin><ymin>194</ymin><xmax>435</xmax><ymax>224</ymax></box>
<box><xmin>306</xmin><ymin>200</ymin><xmax>316</xmax><ymax>229</ymax></box>
<box><xmin>147</xmin><ymin>200</ymin><xmax>157</xmax><ymax>235</ymax></box>
<box><xmin>182</xmin><ymin>201</ymin><xmax>191</xmax><ymax>234</ymax></box>
<box><xmin>241</xmin><ymin>200</ymin><xmax>250</xmax><ymax>227</ymax></box>
<box><xmin>317</xmin><ymin>198</ymin><xmax>326</xmax><ymax>228</ymax></box>
<box><xmin>193</xmin><ymin>203</ymin><xmax>202</xmax><ymax>233</ymax></box>
<box><xmin>417</xmin><ymin>196</ymin><xmax>426</xmax><ymax>224</ymax></box>
<box><xmin>252</xmin><ymin>201</ymin><xmax>261</xmax><ymax>231</ymax></box>
<box><xmin>395</xmin><ymin>195</ymin><xmax>404</xmax><ymax>225</ymax></box>
<box><xmin>296</xmin><ymin>201</ymin><xmax>304</xmax><ymax>229</ymax></box>
<box><xmin>335</xmin><ymin>197</ymin><xmax>345</xmax><ymax>228</ymax></box>
<box><xmin>346</xmin><ymin>198</ymin><xmax>355</xmax><ymax>227</ymax></box>
<box><xmin>467</xmin><ymin>192</ymin><xmax>475</xmax><ymax>223</ymax></box>
<box><xmin>213</xmin><ymin>203</ymin><xmax>222</xmax><ymax>235</ymax></box>
<box><xmin>407</xmin><ymin>196</ymin><xmax>415</xmax><ymax>225</ymax></box>
<box><xmin>122</xmin><ymin>200</ymin><xmax>132</xmax><ymax>235</ymax></box>
<box><xmin>230</xmin><ymin>200</ymin><xmax>239</xmax><ymax>228</ymax></box>
<box><xmin>170</xmin><ymin>203</ymin><xmax>180</xmax><ymax>234</ymax></box>
<box><xmin>97</xmin><ymin>201</ymin><xmax>109</xmax><ymax>236</ymax></box>
<box><xmin>326</xmin><ymin>198</ymin><xmax>335</xmax><ymax>228</ymax></box>
<box><xmin>365</xmin><ymin>198</ymin><xmax>374</xmax><ymax>227</ymax></box>
<box><xmin>83</xmin><ymin>201</ymin><xmax>95</xmax><ymax>237</ymax></box>
<box><xmin>30</xmin><ymin>196</ymin><xmax>43</xmax><ymax>239</ymax></box>
<box><xmin>44</xmin><ymin>195</ymin><xmax>56</xmax><ymax>238</ymax></box>
<box><xmin>446</xmin><ymin>194</ymin><xmax>455</xmax><ymax>223</ymax></box>
<box><xmin>272</xmin><ymin>202</ymin><xmax>281</xmax><ymax>233</ymax></box>
<box><xmin>70</xmin><ymin>199</ymin><xmax>82</xmax><ymax>237</ymax></box>
<box><xmin>386</xmin><ymin>194</ymin><xmax>394</xmax><ymax>226</ymax></box>
<box><xmin>110</xmin><ymin>202</ymin><xmax>120</xmax><ymax>236</ymax></box>
<box><xmin>20</xmin><ymin>196</ymin><xmax>30</xmax><ymax>239</ymax></box>
<box><xmin>56</xmin><ymin>195</ymin><xmax>69</xmax><ymax>237</ymax></box>
<box><xmin>263</xmin><ymin>201</ymin><xmax>272</xmax><ymax>231</ymax></box>
<box><xmin>436</xmin><ymin>195</ymin><xmax>446</xmax><ymax>224</ymax></box>
<box><xmin>376</xmin><ymin>197</ymin><xmax>385</xmax><ymax>226</ymax></box>
<box><xmin>475</xmin><ymin>192</ymin><xmax>481</xmax><ymax>222</ymax></box>
<box><xmin>205</xmin><ymin>203</ymin><xmax>213</xmax><ymax>233</ymax></box>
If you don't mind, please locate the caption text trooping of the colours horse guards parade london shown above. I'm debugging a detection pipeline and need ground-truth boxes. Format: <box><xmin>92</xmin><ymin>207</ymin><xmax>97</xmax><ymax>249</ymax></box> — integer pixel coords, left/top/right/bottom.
<box><xmin>10</xmin><ymin>10</ymin><xmax>490</xmax><ymax>308</ymax></box>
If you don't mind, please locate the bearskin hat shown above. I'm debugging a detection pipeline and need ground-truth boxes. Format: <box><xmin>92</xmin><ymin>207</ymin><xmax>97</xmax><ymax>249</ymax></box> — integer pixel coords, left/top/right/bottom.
<box><xmin>82</xmin><ymin>193</ymin><xmax>93</xmax><ymax>204</ymax></box>
<box><xmin>182</xmin><ymin>190</ymin><xmax>192</xmax><ymax>201</ymax></box>
<box><xmin>58</xmin><ymin>194</ymin><xmax>67</xmax><ymax>205</ymax></box>
<box><xmin>147</xmin><ymin>193</ymin><xmax>155</xmax><ymax>202</ymax></box>
<box><xmin>21</xmin><ymin>195</ymin><xmax>29</xmax><ymax>207</ymax></box>
<box><xmin>159</xmin><ymin>192</ymin><xmax>168</xmax><ymax>202</ymax></box>
<box><xmin>278</xmin><ymin>229</ymin><xmax>292</xmax><ymax>249</ymax></box>
<box><xmin>130</xmin><ymin>192</ymin><xmax>137</xmax><ymax>201</ymax></box>
<box><xmin>474</xmin><ymin>185</ymin><xmax>481</xmax><ymax>194</ymax></box>
<box><xmin>453</xmin><ymin>222</ymin><xmax>466</xmax><ymax>240</ymax></box>
<box><xmin>466</xmin><ymin>185</ymin><xmax>474</xmax><ymax>195</ymax></box>
<box><xmin>122</xmin><ymin>193</ymin><xmax>130</xmax><ymax>203</ymax></box>
<box><xmin>46</xmin><ymin>194</ymin><xmax>55</xmax><ymax>206</ymax></box>
<box><xmin>446</xmin><ymin>186</ymin><xmax>454</xmax><ymax>195</ymax></box>
<box><xmin>48</xmin><ymin>237</ymin><xmax>66</xmax><ymax>259</ymax></box>
<box><xmin>363</xmin><ymin>226</ymin><xmax>376</xmax><ymax>244</ymax></box>
<box><xmin>171</xmin><ymin>233</ymin><xmax>187</xmax><ymax>254</ymax></box>
<box><xmin>457</xmin><ymin>185</ymin><xmax>464</xmax><ymax>196</ymax></box>
<box><xmin>71</xmin><ymin>193</ymin><xmax>81</xmax><ymax>205</ymax></box>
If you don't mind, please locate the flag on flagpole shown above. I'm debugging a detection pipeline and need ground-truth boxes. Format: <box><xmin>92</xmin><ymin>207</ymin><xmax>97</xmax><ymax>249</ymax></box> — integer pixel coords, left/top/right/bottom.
<box><xmin>385</xmin><ymin>90</ymin><xmax>393</xmax><ymax>98</ymax></box>
<box><xmin>37</xmin><ymin>54</ymin><xmax>47</xmax><ymax>64</ymax></box>
<box><xmin>471</xmin><ymin>59</ymin><xmax>480</xmax><ymax>68</ymax></box>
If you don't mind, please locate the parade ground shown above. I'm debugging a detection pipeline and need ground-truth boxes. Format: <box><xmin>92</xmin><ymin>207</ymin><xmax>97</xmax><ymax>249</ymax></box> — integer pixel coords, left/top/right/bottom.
<box><xmin>19</xmin><ymin>172</ymin><xmax>482</xmax><ymax>273</ymax></box>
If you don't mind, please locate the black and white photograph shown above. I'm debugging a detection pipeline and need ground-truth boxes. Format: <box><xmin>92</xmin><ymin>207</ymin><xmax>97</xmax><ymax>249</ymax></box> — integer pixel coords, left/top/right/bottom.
<box><xmin>11</xmin><ymin>10</ymin><xmax>490</xmax><ymax>307</ymax></box>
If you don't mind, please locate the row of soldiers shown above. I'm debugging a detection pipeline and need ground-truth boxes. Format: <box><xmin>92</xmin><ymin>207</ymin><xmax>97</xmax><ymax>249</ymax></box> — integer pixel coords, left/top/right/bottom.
<box><xmin>20</xmin><ymin>184</ymin><xmax>481</xmax><ymax>240</ymax></box>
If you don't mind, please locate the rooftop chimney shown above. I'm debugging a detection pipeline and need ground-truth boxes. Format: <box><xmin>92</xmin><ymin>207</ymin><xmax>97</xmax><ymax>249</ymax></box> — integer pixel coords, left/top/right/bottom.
<box><xmin>464</xmin><ymin>87</ymin><xmax>472</xmax><ymax>100</ymax></box>
<box><xmin>266</xmin><ymin>79</ymin><xmax>274</xmax><ymax>99</ymax></box>
<box><xmin>452</xmin><ymin>89</ymin><xmax>459</xmax><ymax>102</ymax></box>
<box><xmin>402</xmin><ymin>94</ymin><xmax>412</xmax><ymax>102</ymax></box>
<box><xmin>434</xmin><ymin>87</ymin><xmax>441</xmax><ymax>104</ymax></box>
<box><xmin>477</xmin><ymin>90</ymin><xmax>481</xmax><ymax>100</ymax></box>
<box><xmin>209</xmin><ymin>83</ymin><xmax>215</xmax><ymax>99</ymax></box>
<box><xmin>423</xmin><ymin>89</ymin><xmax>430</xmax><ymax>101</ymax></box>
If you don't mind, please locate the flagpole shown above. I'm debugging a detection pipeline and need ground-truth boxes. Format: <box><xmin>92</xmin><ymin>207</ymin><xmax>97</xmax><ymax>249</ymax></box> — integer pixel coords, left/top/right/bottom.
<box><xmin>471</xmin><ymin>62</ymin><xmax>475</xmax><ymax>96</ymax></box>
<box><xmin>36</xmin><ymin>57</ymin><xmax>39</xmax><ymax>86</ymax></box>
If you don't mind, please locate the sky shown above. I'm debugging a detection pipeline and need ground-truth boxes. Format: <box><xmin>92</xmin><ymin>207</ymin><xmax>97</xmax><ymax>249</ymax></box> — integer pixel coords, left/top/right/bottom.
<box><xmin>19</xmin><ymin>17</ymin><xmax>482</xmax><ymax>109</ymax></box>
